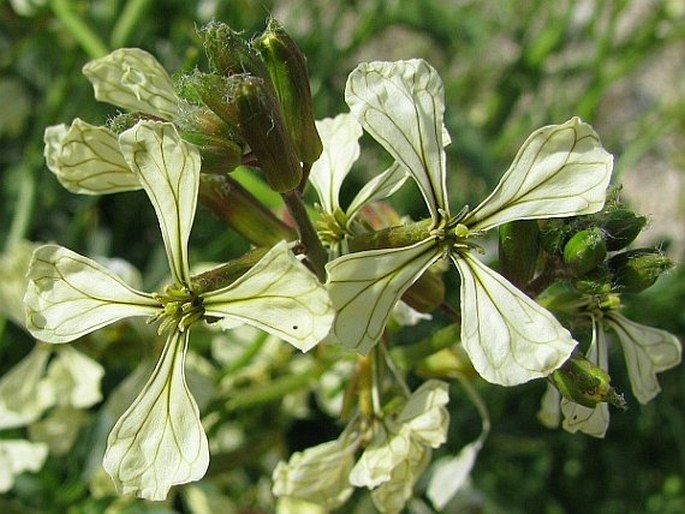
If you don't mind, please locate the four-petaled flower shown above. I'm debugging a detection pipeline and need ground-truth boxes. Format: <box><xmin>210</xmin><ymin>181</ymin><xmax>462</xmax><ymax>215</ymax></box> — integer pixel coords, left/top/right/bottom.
<box><xmin>24</xmin><ymin>120</ymin><xmax>333</xmax><ymax>500</ymax></box>
<box><xmin>325</xmin><ymin>59</ymin><xmax>613</xmax><ymax>385</ymax></box>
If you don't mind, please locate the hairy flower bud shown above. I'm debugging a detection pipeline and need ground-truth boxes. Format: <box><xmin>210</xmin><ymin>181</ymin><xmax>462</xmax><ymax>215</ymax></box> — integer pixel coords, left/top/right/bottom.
<box><xmin>498</xmin><ymin>219</ymin><xmax>539</xmax><ymax>289</ymax></box>
<box><xmin>563</xmin><ymin>227</ymin><xmax>607</xmax><ymax>275</ymax></box>
<box><xmin>600</xmin><ymin>208</ymin><xmax>647</xmax><ymax>251</ymax></box>
<box><xmin>608</xmin><ymin>248</ymin><xmax>672</xmax><ymax>293</ymax></box>
<box><xmin>254</xmin><ymin>18</ymin><xmax>323</xmax><ymax>165</ymax></box>
<box><xmin>550</xmin><ymin>351</ymin><xmax>627</xmax><ymax>410</ymax></box>
<box><xmin>199</xmin><ymin>21</ymin><xmax>270</xmax><ymax>80</ymax></box>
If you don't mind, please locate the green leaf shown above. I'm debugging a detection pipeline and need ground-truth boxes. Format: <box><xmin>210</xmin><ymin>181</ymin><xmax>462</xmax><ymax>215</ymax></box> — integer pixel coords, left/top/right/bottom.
<box><xmin>325</xmin><ymin>238</ymin><xmax>442</xmax><ymax>354</ymax></box>
<box><xmin>606</xmin><ymin>313</ymin><xmax>682</xmax><ymax>404</ymax></box>
<box><xmin>119</xmin><ymin>121</ymin><xmax>201</xmax><ymax>287</ymax></box>
<box><xmin>43</xmin><ymin>119</ymin><xmax>141</xmax><ymax>195</ymax></box>
<box><xmin>202</xmin><ymin>241</ymin><xmax>333</xmax><ymax>352</ymax></box>
<box><xmin>463</xmin><ymin>117</ymin><xmax>613</xmax><ymax>231</ymax></box>
<box><xmin>25</xmin><ymin>245</ymin><xmax>160</xmax><ymax>344</ymax></box>
<box><xmin>451</xmin><ymin>252</ymin><xmax>577</xmax><ymax>385</ymax></box>
<box><xmin>345</xmin><ymin>59</ymin><xmax>449</xmax><ymax>222</ymax></box>
<box><xmin>82</xmin><ymin>48</ymin><xmax>179</xmax><ymax>118</ymax></box>
<box><xmin>103</xmin><ymin>330</ymin><xmax>209</xmax><ymax>501</ymax></box>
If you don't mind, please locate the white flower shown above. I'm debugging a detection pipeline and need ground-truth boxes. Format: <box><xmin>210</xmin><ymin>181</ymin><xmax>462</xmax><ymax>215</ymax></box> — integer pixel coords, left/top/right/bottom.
<box><xmin>326</xmin><ymin>59</ymin><xmax>613</xmax><ymax>385</ymax></box>
<box><xmin>0</xmin><ymin>440</ymin><xmax>48</xmax><ymax>493</ymax></box>
<box><xmin>25</xmin><ymin>121</ymin><xmax>334</xmax><ymax>500</ymax></box>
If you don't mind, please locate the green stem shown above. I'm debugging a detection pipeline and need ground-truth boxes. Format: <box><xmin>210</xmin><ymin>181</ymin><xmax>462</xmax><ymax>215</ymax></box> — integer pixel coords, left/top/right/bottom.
<box><xmin>110</xmin><ymin>0</ymin><xmax>154</xmax><ymax>48</ymax></box>
<box><xmin>282</xmin><ymin>189</ymin><xmax>328</xmax><ymax>282</ymax></box>
<box><xmin>5</xmin><ymin>155</ymin><xmax>37</xmax><ymax>250</ymax></box>
<box><xmin>49</xmin><ymin>0</ymin><xmax>109</xmax><ymax>58</ymax></box>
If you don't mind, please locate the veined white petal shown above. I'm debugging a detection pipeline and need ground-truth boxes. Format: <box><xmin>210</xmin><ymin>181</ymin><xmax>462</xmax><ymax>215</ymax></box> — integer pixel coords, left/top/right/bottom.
<box><xmin>397</xmin><ymin>379</ymin><xmax>450</xmax><ymax>448</ymax></box>
<box><xmin>325</xmin><ymin>238</ymin><xmax>442</xmax><ymax>354</ymax></box>
<box><xmin>605</xmin><ymin>313</ymin><xmax>682</xmax><ymax>404</ymax></box>
<box><xmin>345</xmin><ymin>59</ymin><xmax>449</xmax><ymax>222</ymax></box>
<box><xmin>463</xmin><ymin>117</ymin><xmax>613</xmax><ymax>231</ymax></box>
<box><xmin>452</xmin><ymin>252</ymin><xmax>576</xmax><ymax>385</ymax></box>
<box><xmin>25</xmin><ymin>245</ymin><xmax>159</xmax><ymax>344</ymax></box>
<box><xmin>119</xmin><ymin>121</ymin><xmax>201</xmax><ymax>287</ymax></box>
<box><xmin>82</xmin><ymin>48</ymin><xmax>179</xmax><ymax>118</ymax></box>
<box><xmin>349</xmin><ymin>425</ymin><xmax>413</xmax><ymax>488</ymax></box>
<box><xmin>309</xmin><ymin>113</ymin><xmax>363</xmax><ymax>214</ymax></box>
<box><xmin>203</xmin><ymin>241</ymin><xmax>333</xmax><ymax>352</ymax></box>
<box><xmin>346</xmin><ymin>162</ymin><xmax>409</xmax><ymax>223</ymax></box>
<box><xmin>103</xmin><ymin>330</ymin><xmax>209</xmax><ymax>501</ymax></box>
<box><xmin>44</xmin><ymin>119</ymin><xmax>140</xmax><ymax>195</ymax></box>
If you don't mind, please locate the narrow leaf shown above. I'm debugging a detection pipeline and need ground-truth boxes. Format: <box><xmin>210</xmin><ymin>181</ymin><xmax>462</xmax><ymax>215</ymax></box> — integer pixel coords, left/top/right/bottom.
<box><xmin>345</xmin><ymin>59</ymin><xmax>449</xmax><ymax>221</ymax></box>
<box><xmin>103</xmin><ymin>330</ymin><xmax>209</xmax><ymax>501</ymax></box>
<box><xmin>119</xmin><ymin>121</ymin><xmax>201</xmax><ymax>287</ymax></box>
<box><xmin>325</xmin><ymin>238</ymin><xmax>442</xmax><ymax>354</ymax></box>
<box><xmin>463</xmin><ymin>117</ymin><xmax>613</xmax><ymax>231</ymax></box>
<box><xmin>452</xmin><ymin>252</ymin><xmax>576</xmax><ymax>385</ymax></box>
<box><xmin>25</xmin><ymin>245</ymin><xmax>159</xmax><ymax>344</ymax></box>
<box><xmin>203</xmin><ymin>241</ymin><xmax>333</xmax><ymax>352</ymax></box>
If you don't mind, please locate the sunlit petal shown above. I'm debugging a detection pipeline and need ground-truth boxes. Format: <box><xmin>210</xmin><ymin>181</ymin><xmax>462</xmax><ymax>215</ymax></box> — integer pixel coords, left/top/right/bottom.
<box><xmin>203</xmin><ymin>241</ymin><xmax>333</xmax><ymax>352</ymax></box>
<box><xmin>309</xmin><ymin>113</ymin><xmax>363</xmax><ymax>214</ymax></box>
<box><xmin>24</xmin><ymin>245</ymin><xmax>159</xmax><ymax>344</ymax></box>
<box><xmin>346</xmin><ymin>162</ymin><xmax>409</xmax><ymax>223</ymax></box>
<box><xmin>605</xmin><ymin>313</ymin><xmax>682</xmax><ymax>404</ymax></box>
<box><xmin>82</xmin><ymin>48</ymin><xmax>179</xmax><ymax>118</ymax></box>
<box><xmin>325</xmin><ymin>238</ymin><xmax>442</xmax><ymax>354</ymax></box>
<box><xmin>44</xmin><ymin>119</ymin><xmax>140</xmax><ymax>195</ymax></box>
<box><xmin>463</xmin><ymin>117</ymin><xmax>613</xmax><ymax>231</ymax></box>
<box><xmin>103</xmin><ymin>331</ymin><xmax>209</xmax><ymax>501</ymax></box>
<box><xmin>452</xmin><ymin>252</ymin><xmax>576</xmax><ymax>385</ymax></box>
<box><xmin>119</xmin><ymin>121</ymin><xmax>201</xmax><ymax>287</ymax></box>
<box><xmin>345</xmin><ymin>59</ymin><xmax>449</xmax><ymax>221</ymax></box>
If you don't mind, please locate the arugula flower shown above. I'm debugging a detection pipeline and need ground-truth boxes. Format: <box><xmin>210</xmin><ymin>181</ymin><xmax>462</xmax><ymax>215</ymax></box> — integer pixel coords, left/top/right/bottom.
<box><xmin>325</xmin><ymin>59</ymin><xmax>613</xmax><ymax>386</ymax></box>
<box><xmin>24</xmin><ymin>120</ymin><xmax>333</xmax><ymax>500</ymax></box>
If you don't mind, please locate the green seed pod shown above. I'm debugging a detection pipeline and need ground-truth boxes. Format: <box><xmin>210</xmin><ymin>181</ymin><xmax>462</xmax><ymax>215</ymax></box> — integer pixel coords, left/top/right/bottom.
<box><xmin>608</xmin><ymin>248</ymin><xmax>672</xmax><ymax>293</ymax></box>
<box><xmin>498</xmin><ymin>219</ymin><xmax>539</xmax><ymax>289</ymax></box>
<box><xmin>254</xmin><ymin>18</ymin><xmax>323</xmax><ymax>165</ymax></box>
<box><xmin>563</xmin><ymin>227</ymin><xmax>607</xmax><ymax>275</ymax></box>
<box><xmin>550</xmin><ymin>351</ymin><xmax>627</xmax><ymax>410</ymax></box>
<box><xmin>600</xmin><ymin>208</ymin><xmax>647</xmax><ymax>251</ymax></box>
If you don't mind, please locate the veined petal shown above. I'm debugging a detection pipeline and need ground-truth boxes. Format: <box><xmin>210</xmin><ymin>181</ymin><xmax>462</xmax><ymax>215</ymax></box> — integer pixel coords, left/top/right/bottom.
<box><xmin>203</xmin><ymin>241</ymin><xmax>333</xmax><ymax>352</ymax></box>
<box><xmin>325</xmin><ymin>238</ymin><xmax>442</xmax><ymax>354</ymax></box>
<box><xmin>103</xmin><ymin>330</ymin><xmax>209</xmax><ymax>501</ymax></box>
<box><xmin>82</xmin><ymin>48</ymin><xmax>179</xmax><ymax>118</ymax></box>
<box><xmin>119</xmin><ymin>121</ymin><xmax>201</xmax><ymax>287</ymax></box>
<box><xmin>44</xmin><ymin>119</ymin><xmax>140</xmax><ymax>195</ymax></box>
<box><xmin>346</xmin><ymin>162</ymin><xmax>409</xmax><ymax>223</ymax></box>
<box><xmin>349</xmin><ymin>425</ymin><xmax>413</xmax><ymax>488</ymax></box>
<box><xmin>24</xmin><ymin>245</ymin><xmax>159</xmax><ymax>344</ymax></box>
<box><xmin>605</xmin><ymin>312</ymin><xmax>682</xmax><ymax>404</ymax></box>
<box><xmin>309</xmin><ymin>113</ymin><xmax>363</xmax><ymax>214</ymax></box>
<box><xmin>397</xmin><ymin>379</ymin><xmax>450</xmax><ymax>448</ymax></box>
<box><xmin>463</xmin><ymin>117</ymin><xmax>613</xmax><ymax>231</ymax></box>
<box><xmin>452</xmin><ymin>252</ymin><xmax>576</xmax><ymax>385</ymax></box>
<box><xmin>345</xmin><ymin>59</ymin><xmax>449</xmax><ymax>222</ymax></box>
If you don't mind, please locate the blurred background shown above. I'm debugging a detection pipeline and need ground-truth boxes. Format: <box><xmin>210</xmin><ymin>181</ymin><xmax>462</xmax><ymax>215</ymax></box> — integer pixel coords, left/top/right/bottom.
<box><xmin>1</xmin><ymin>0</ymin><xmax>684</xmax><ymax>513</ymax></box>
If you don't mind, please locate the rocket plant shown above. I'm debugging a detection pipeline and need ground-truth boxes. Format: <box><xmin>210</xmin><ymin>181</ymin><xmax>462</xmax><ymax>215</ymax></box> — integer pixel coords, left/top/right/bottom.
<box><xmin>6</xmin><ymin>17</ymin><xmax>680</xmax><ymax>513</ymax></box>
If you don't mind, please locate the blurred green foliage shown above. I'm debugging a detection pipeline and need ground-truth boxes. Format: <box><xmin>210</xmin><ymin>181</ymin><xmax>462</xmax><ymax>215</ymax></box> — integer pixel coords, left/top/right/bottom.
<box><xmin>1</xmin><ymin>0</ymin><xmax>683</xmax><ymax>513</ymax></box>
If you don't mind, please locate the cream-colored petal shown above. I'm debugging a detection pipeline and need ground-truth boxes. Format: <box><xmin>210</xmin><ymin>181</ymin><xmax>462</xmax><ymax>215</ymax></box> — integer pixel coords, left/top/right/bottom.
<box><xmin>346</xmin><ymin>162</ymin><xmax>409</xmax><ymax>223</ymax></box>
<box><xmin>0</xmin><ymin>440</ymin><xmax>49</xmax><ymax>493</ymax></box>
<box><xmin>47</xmin><ymin>346</ymin><xmax>105</xmax><ymax>409</ymax></box>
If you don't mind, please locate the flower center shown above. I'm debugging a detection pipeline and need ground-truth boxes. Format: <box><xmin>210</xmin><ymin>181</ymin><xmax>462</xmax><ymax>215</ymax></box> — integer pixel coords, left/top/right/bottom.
<box><xmin>151</xmin><ymin>285</ymin><xmax>205</xmax><ymax>334</ymax></box>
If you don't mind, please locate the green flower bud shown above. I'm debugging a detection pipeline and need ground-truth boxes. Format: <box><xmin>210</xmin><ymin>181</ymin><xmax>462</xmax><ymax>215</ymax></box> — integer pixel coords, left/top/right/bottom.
<box><xmin>498</xmin><ymin>219</ymin><xmax>539</xmax><ymax>289</ymax></box>
<box><xmin>199</xmin><ymin>21</ymin><xmax>270</xmax><ymax>80</ymax></box>
<box><xmin>254</xmin><ymin>18</ymin><xmax>323</xmax><ymax>165</ymax></box>
<box><xmin>600</xmin><ymin>208</ymin><xmax>647</xmax><ymax>251</ymax></box>
<box><xmin>538</xmin><ymin>219</ymin><xmax>572</xmax><ymax>255</ymax></box>
<box><xmin>563</xmin><ymin>227</ymin><xmax>607</xmax><ymax>275</ymax></box>
<box><xmin>608</xmin><ymin>248</ymin><xmax>672</xmax><ymax>293</ymax></box>
<box><xmin>572</xmin><ymin>266</ymin><xmax>614</xmax><ymax>295</ymax></box>
<box><xmin>550</xmin><ymin>351</ymin><xmax>627</xmax><ymax>410</ymax></box>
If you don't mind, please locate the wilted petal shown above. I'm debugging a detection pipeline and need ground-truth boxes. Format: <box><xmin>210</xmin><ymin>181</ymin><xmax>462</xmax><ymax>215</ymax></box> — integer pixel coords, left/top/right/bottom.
<box><xmin>309</xmin><ymin>113</ymin><xmax>363</xmax><ymax>214</ymax></box>
<box><xmin>25</xmin><ymin>245</ymin><xmax>159</xmax><ymax>344</ymax></box>
<box><xmin>0</xmin><ymin>345</ymin><xmax>54</xmax><ymax>429</ymax></box>
<box><xmin>119</xmin><ymin>121</ymin><xmax>201</xmax><ymax>287</ymax></box>
<box><xmin>451</xmin><ymin>252</ymin><xmax>576</xmax><ymax>385</ymax></box>
<box><xmin>325</xmin><ymin>238</ymin><xmax>442</xmax><ymax>354</ymax></box>
<box><xmin>397</xmin><ymin>379</ymin><xmax>450</xmax><ymax>448</ymax></box>
<box><xmin>203</xmin><ymin>241</ymin><xmax>333</xmax><ymax>352</ymax></box>
<box><xmin>346</xmin><ymin>162</ymin><xmax>409</xmax><ymax>223</ymax></box>
<box><xmin>345</xmin><ymin>59</ymin><xmax>449</xmax><ymax>222</ymax></box>
<box><xmin>463</xmin><ymin>117</ymin><xmax>613</xmax><ymax>231</ymax></box>
<box><xmin>605</xmin><ymin>313</ymin><xmax>682</xmax><ymax>404</ymax></box>
<box><xmin>82</xmin><ymin>48</ymin><xmax>179</xmax><ymax>118</ymax></box>
<box><xmin>0</xmin><ymin>440</ymin><xmax>49</xmax><ymax>493</ymax></box>
<box><xmin>103</xmin><ymin>331</ymin><xmax>209</xmax><ymax>501</ymax></box>
<box><xmin>44</xmin><ymin>119</ymin><xmax>140</xmax><ymax>195</ymax></box>
<box><xmin>349</xmin><ymin>425</ymin><xmax>413</xmax><ymax>488</ymax></box>
<box><xmin>47</xmin><ymin>346</ymin><xmax>105</xmax><ymax>409</ymax></box>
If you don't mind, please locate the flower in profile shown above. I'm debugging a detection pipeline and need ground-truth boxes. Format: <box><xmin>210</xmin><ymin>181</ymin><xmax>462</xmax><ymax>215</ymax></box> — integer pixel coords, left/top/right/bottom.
<box><xmin>24</xmin><ymin>120</ymin><xmax>333</xmax><ymax>500</ymax></box>
<box><xmin>325</xmin><ymin>59</ymin><xmax>613</xmax><ymax>386</ymax></box>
